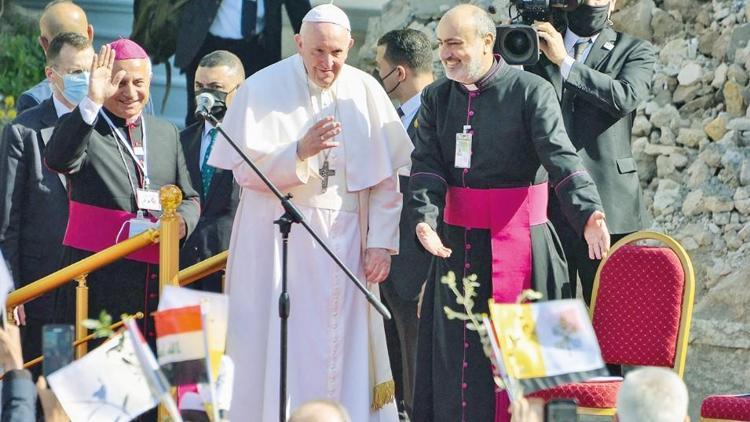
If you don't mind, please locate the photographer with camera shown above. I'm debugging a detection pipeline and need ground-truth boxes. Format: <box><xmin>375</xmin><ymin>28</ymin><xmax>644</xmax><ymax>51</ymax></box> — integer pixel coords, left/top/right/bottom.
<box><xmin>526</xmin><ymin>0</ymin><xmax>656</xmax><ymax>307</ymax></box>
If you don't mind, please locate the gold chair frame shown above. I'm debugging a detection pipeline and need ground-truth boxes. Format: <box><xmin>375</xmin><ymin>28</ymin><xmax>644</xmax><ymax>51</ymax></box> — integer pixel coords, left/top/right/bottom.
<box><xmin>578</xmin><ymin>230</ymin><xmax>696</xmax><ymax>417</ymax></box>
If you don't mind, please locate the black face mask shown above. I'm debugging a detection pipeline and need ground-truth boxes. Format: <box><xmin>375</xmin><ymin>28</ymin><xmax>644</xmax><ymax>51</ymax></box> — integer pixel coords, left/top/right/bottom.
<box><xmin>195</xmin><ymin>88</ymin><xmax>229</xmax><ymax>121</ymax></box>
<box><xmin>566</xmin><ymin>4</ymin><xmax>610</xmax><ymax>37</ymax></box>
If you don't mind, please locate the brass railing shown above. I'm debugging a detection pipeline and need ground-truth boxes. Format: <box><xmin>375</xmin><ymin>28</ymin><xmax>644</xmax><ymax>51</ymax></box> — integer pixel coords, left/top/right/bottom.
<box><xmin>174</xmin><ymin>250</ymin><xmax>228</xmax><ymax>287</ymax></box>
<box><xmin>0</xmin><ymin>312</ymin><xmax>145</xmax><ymax>380</ymax></box>
<box><xmin>5</xmin><ymin>185</ymin><xmax>183</xmax><ymax>358</ymax></box>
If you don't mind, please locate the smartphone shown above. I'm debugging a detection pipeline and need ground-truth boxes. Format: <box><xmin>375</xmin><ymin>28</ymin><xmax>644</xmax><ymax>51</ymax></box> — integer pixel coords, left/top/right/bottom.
<box><xmin>545</xmin><ymin>398</ymin><xmax>577</xmax><ymax>422</ymax></box>
<box><xmin>42</xmin><ymin>324</ymin><xmax>74</xmax><ymax>378</ymax></box>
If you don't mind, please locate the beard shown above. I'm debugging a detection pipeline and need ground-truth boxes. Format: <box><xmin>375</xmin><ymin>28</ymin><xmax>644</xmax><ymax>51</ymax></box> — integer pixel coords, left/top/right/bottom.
<box><xmin>443</xmin><ymin>55</ymin><xmax>487</xmax><ymax>84</ymax></box>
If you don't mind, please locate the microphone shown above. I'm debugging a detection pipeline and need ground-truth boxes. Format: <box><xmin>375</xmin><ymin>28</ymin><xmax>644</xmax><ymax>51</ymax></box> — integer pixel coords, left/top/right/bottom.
<box><xmin>194</xmin><ymin>92</ymin><xmax>215</xmax><ymax>118</ymax></box>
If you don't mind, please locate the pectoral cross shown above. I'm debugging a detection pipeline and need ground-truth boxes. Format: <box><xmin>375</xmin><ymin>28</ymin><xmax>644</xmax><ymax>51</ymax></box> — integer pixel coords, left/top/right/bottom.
<box><xmin>319</xmin><ymin>159</ymin><xmax>336</xmax><ymax>193</ymax></box>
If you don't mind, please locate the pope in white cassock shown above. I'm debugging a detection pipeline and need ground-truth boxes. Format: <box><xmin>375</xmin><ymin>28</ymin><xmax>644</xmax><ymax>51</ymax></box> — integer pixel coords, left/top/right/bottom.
<box><xmin>208</xmin><ymin>4</ymin><xmax>413</xmax><ymax>421</ymax></box>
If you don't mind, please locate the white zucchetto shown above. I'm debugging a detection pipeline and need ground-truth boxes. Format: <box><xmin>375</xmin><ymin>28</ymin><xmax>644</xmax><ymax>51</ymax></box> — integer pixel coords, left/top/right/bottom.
<box><xmin>301</xmin><ymin>3</ymin><xmax>351</xmax><ymax>31</ymax></box>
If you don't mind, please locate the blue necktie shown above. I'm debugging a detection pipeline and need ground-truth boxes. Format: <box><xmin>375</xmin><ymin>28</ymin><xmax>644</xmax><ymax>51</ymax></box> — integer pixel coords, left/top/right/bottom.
<box><xmin>202</xmin><ymin>128</ymin><xmax>217</xmax><ymax>197</ymax></box>
<box><xmin>241</xmin><ymin>0</ymin><xmax>258</xmax><ymax>38</ymax></box>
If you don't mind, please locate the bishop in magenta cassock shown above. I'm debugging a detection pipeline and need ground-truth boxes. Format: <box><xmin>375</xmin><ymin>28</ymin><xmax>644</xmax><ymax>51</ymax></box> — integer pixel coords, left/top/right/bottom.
<box><xmin>408</xmin><ymin>5</ymin><xmax>611</xmax><ymax>422</ymax></box>
<box><xmin>207</xmin><ymin>5</ymin><xmax>413</xmax><ymax>421</ymax></box>
<box><xmin>45</xmin><ymin>39</ymin><xmax>200</xmax><ymax>341</ymax></box>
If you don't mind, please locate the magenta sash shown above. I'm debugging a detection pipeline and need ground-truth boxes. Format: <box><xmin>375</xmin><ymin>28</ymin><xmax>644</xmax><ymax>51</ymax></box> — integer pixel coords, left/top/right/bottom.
<box><xmin>443</xmin><ymin>183</ymin><xmax>548</xmax><ymax>303</ymax></box>
<box><xmin>63</xmin><ymin>200</ymin><xmax>159</xmax><ymax>264</ymax></box>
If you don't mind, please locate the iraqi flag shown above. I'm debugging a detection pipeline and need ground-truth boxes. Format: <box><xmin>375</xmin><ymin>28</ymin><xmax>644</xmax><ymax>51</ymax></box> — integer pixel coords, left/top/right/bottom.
<box><xmin>153</xmin><ymin>305</ymin><xmax>209</xmax><ymax>386</ymax></box>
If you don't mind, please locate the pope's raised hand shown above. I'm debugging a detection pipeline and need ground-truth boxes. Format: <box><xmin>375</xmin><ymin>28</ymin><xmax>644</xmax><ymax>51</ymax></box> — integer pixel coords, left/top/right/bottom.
<box><xmin>296</xmin><ymin>116</ymin><xmax>341</xmax><ymax>160</ymax></box>
<box><xmin>88</xmin><ymin>44</ymin><xmax>126</xmax><ymax>105</ymax></box>
<box><xmin>416</xmin><ymin>222</ymin><xmax>452</xmax><ymax>258</ymax></box>
<box><xmin>584</xmin><ymin>210</ymin><xmax>611</xmax><ymax>260</ymax></box>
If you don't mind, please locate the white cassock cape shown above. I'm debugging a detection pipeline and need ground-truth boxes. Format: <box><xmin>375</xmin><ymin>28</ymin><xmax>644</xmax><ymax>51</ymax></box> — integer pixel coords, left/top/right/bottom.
<box><xmin>208</xmin><ymin>54</ymin><xmax>413</xmax><ymax>421</ymax></box>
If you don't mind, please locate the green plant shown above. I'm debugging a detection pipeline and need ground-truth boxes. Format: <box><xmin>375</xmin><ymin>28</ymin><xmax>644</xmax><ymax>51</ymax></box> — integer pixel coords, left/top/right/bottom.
<box><xmin>0</xmin><ymin>31</ymin><xmax>45</xmax><ymax>100</ymax></box>
<box><xmin>0</xmin><ymin>4</ymin><xmax>44</xmax><ymax>130</ymax></box>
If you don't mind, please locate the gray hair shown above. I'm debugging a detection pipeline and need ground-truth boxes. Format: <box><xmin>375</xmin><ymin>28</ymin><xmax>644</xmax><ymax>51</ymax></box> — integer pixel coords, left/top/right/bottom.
<box><xmin>616</xmin><ymin>367</ymin><xmax>689</xmax><ymax>422</ymax></box>
<box><xmin>472</xmin><ymin>6</ymin><xmax>497</xmax><ymax>41</ymax></box>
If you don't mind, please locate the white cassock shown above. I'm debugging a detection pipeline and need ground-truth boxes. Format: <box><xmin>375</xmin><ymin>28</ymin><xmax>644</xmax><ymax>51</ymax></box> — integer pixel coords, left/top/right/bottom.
<box><xmin>208</xmin><ymin>54</ymin><xmax>413</xmax><ymax>421</ymax></box>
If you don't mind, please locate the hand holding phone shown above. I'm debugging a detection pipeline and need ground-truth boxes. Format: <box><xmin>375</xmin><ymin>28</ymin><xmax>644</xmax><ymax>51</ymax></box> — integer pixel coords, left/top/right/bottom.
<box><xmin>42</xmin><ymin>324</ymin><xmax>74</xmax><ymax>378</ymax></box>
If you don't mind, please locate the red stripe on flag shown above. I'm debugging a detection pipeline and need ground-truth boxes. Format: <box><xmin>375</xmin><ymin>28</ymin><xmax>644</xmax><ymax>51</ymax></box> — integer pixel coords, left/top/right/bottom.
<box><xmin>153</xmin><ymin>305</ymin><xmax>203</xmax><ymax>337</ymax></box>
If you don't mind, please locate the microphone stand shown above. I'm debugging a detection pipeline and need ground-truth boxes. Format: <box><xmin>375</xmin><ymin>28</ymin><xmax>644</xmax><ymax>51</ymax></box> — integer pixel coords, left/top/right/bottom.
<box><xmin>199</xmin><ymin>111</ymin><xmax>392</xmax><ymax>422</ymax></box>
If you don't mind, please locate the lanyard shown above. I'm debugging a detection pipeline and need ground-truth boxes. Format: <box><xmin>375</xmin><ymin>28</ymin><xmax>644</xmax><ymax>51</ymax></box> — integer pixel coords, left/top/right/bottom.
<box><xmin>100</xmin><ymin>111</ymin><xmax>151</xmax><ymax>188</ymax></box>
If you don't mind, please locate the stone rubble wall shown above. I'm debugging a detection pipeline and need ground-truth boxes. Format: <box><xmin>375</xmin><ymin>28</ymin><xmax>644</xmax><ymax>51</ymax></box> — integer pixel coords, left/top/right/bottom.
<box><xmin>359</xmin><ymin>0</ymin><xmax>750</xmax><ymax>418</ymax></box>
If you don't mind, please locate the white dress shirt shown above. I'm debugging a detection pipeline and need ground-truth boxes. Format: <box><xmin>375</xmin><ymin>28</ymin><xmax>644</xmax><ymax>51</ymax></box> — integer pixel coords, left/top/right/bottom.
<box><xmin>560</xmin><ymin>29</ymin><xmax>600</xmax><ymax>80</ymax></box>
<box><xmin>52</xmin><ymin>94</ymin><xmax>73</xmax><ymax>118</ymax></box>
<box><xmin>399</xmin><ymin>92</ymin><xmax>421</xmax><ymax>129</ymax></box>
<box><xmin>397</xmin><ymin>91</ymin><xmax>422</xmax><ymax>176</ymax></box>
<box><xmin>209</xmin><ymin>0</ymin><xmax>265</xmax><ymax>40</ymax></box>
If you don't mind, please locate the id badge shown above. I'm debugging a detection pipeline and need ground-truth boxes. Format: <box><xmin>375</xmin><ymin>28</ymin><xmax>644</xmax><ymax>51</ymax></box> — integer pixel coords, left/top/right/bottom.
<box><xmin>136</xmin><ymin>188</ymin><xmax>162</xmax><ymax>211</ymax></box>
<box><xmin>455</xmin><ymin>132</ymin><xmax>472</xmax><ymax>168</ymax></box>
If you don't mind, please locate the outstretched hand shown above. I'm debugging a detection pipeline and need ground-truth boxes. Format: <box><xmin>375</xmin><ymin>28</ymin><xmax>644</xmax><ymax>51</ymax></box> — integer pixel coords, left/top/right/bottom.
<box><xmin>88</xmin><ymin>44</ymin><xmax>126</xmax><ymax>105</ymax></box>
<box><xmin>584</xmin><ymin>210</ymin><xmax>611</xmax><ymax>260</ymax></box>
<box><xmin>416</xmin><ymin>222</ymin><xmax>452</xmax><ymax>258</ymax></box>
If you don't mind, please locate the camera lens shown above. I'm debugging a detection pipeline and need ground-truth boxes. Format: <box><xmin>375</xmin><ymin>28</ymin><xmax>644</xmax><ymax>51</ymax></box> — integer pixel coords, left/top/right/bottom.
<box><xmin>504</xmin><ymin>30</ymin><xmax>532</xmax><ymax>56</ymax></box>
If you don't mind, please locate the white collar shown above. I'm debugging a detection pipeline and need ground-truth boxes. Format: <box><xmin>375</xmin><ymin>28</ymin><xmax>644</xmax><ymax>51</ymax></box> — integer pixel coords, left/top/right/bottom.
<box><xmin>564</xmin><ymin>29</ymin><xmax>600</xmax><ymax>53</ymax></box>
<box><xmin>52</xmin><ymin>94</ymin><xmax>73</xmax><ymax>118</ymax></box>
<box><xmin>399</xmin><ymin>92</ymin><xmax>422</xmax><ymax>119</ymax></box>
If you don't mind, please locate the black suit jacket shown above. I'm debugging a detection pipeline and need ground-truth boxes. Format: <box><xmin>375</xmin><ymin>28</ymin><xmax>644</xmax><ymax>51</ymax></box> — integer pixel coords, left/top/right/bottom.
<box><xmin>179</xmin><ymin>122</ymin><xmax>240</xmax><ymax>270</ymax></box>
<box><xmin>174</xmin><ymin>0</ymin><xmax>311</xmax><ymax>70</ymax></box>
<box><xmin>0</xmin><ymin>99</ymin><xmax>68</xmax><ymax>313</ymax></box>
<box><xmin>383</xmin><ymin>114</ymin><xmax>432</xmax><ymax>301</ymax></box>
<box><xmin>527</xmin><ymin>27</ymin><xmax>656</xmax><ymax>234</ymax></box>
<box><xmin>44</xmin><ymin>105</ymin><xmax>200</xmax><ymax>233</ymax></box>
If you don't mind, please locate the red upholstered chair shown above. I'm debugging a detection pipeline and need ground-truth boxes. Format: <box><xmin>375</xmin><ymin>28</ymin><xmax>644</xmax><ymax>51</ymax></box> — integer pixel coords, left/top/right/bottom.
<box><xmin>701</xmin><ymin>395</ymin><xmax>750</xmax><ymax>421</ymax></box>
<box><xmin>527</xmin><ymin>231</ymin><xmax>695</xmax><ymax>417</ymax></box>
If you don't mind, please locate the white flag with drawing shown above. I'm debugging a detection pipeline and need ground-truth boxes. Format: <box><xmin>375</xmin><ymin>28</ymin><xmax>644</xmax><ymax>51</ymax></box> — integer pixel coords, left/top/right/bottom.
<box><xmin>47</xmin><ymin>332</ymin><xmax>159</xmax><ymax>421</ymax></box>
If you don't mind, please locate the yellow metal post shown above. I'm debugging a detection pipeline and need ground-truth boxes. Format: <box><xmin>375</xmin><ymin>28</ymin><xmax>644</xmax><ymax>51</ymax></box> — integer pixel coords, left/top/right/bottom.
<box><xmin>158</xmin><ymin>185</ymin><xmax>182</xmax><ymax>422</ymax></box>
<box><xmin>74</xmin><ymin>274</ymin><xmax>89</xmax><ymax>359</ymax></box>
<box><xmin>159</xmin><ymin>184</ymin><xmax>182</xmax><ymax>293</ymax></box>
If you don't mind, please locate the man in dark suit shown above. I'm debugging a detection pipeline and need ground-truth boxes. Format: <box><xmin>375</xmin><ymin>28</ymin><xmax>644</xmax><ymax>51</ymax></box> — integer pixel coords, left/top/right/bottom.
<box><xmin>175</xmin><ymin>0</ymin><xmax>311</xmax><ymax>126</ymax></box>
<box><xmin>0</xmin><ymin>32</ymin><xmax>94</xmax><ymax>367</ymax></box>
<box><xmin>528</xmin><ymin>0</ymin><xmax>656</xmax><ymax>305</ymax></box>
<box><xmin>179</xmin><ymin>51</ymin><xmax>244</xmax><ymax>292</ymax></box>
<box><xmin>16</xmin><ymin>0</ymin><xmax>94</xmax><ymax>114</ymax></box>
<box><xmin>45</xmin><ymin>39</ymin><xmax>200</xmax><ymax>341</ymax></box>
<box><xmin>375</xmin><ymin>28</ymin><xmax>434</xmax><ymax>421</ymax></box>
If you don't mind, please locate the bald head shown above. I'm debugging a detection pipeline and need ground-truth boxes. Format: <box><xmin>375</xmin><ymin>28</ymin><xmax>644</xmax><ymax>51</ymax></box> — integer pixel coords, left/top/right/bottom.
<box><xmin>441</xmin><ymin>4</ymin><xmax>496</xmax><ymax>41</ymax></box>
<box><xmin>288</xmin><ymin>400</ymin><xmax>350</xmax><ymax>422</ymax></box>
<box><xmin>39</xmin><ymin>1</ymin><xmax>93</xmax><ymax>53</ymax></box>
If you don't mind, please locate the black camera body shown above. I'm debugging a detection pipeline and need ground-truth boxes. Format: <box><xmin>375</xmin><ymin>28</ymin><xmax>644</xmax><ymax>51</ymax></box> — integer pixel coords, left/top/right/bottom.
<box><xmin>495</xmin><ymin>0</ymin><xmax>581</xmax><ymax>65</ymax></box>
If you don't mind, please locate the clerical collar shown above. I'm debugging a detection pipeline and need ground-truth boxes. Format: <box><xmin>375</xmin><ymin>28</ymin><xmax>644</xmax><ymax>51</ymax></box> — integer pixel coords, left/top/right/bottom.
<box><xmin>460</xmin><ymin>55</ymin><xmax>505</xmax><ymax>92</ymax></box>
<box><xmin>103</xmin><ymin>107</ymin><xmax>142</xmax><ymax>128</ymax></box>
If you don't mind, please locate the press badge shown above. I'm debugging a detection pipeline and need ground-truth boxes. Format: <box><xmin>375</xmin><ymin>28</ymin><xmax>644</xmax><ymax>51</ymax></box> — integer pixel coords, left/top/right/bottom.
<box><xmin>136</xmin><ymin>188</ymin><xmax>162</xmax><ymax>211</ymax></box>
<box><xmin>454</xmin><ymin>125</ymin><xmax>472</xmax><ymax>169</ymax></box>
